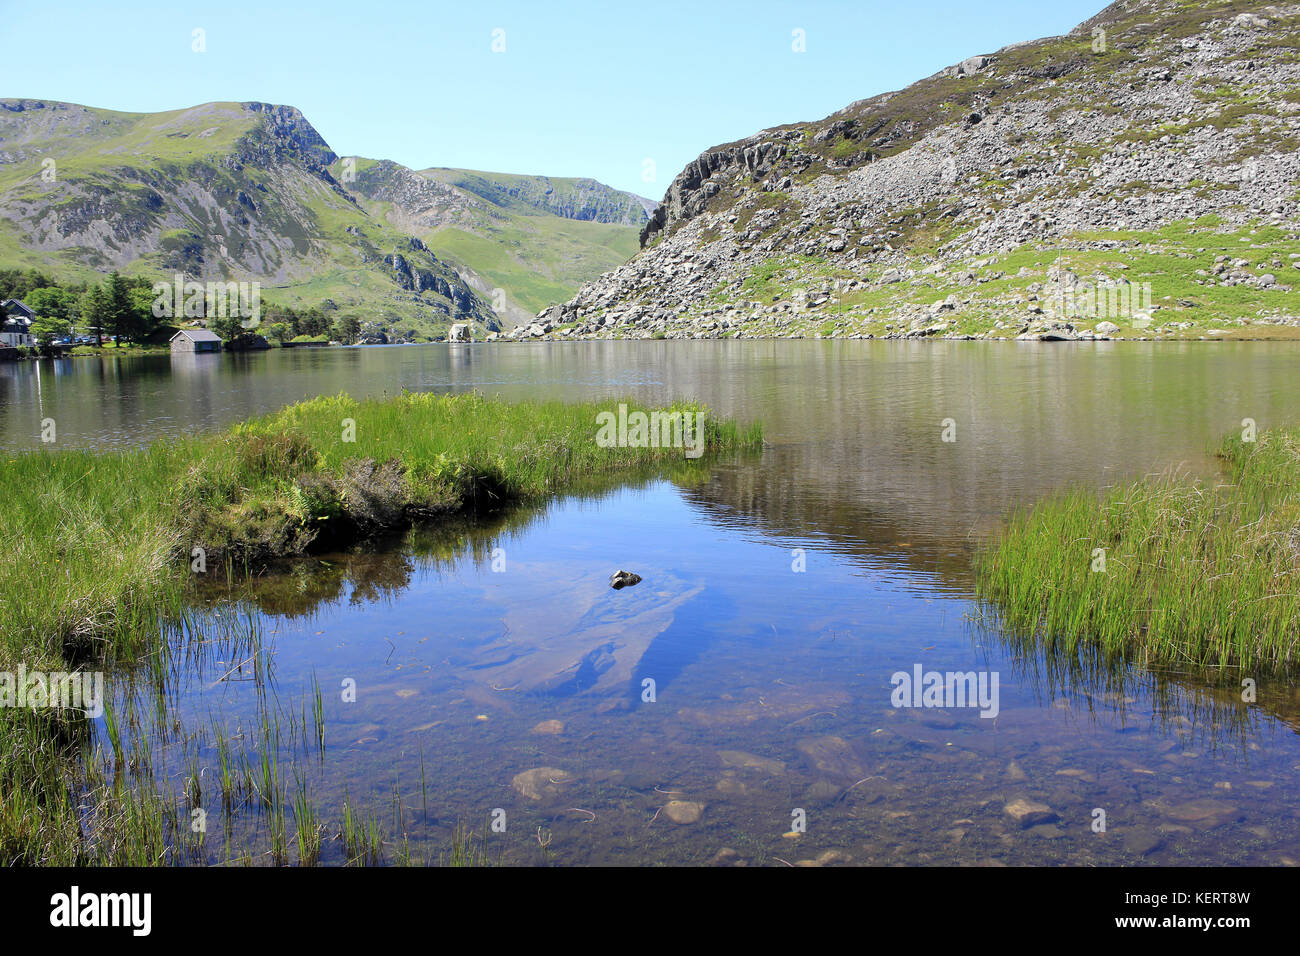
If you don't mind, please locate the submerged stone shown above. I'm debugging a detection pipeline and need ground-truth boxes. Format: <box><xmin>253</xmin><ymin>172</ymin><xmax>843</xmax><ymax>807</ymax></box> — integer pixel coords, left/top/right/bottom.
<box><xmin>511</xmin><ymin>767</ymin><xmax>573</xmax><ymax>801</ymax></box>
<box><xmin>717</xmin><ymin>749</ymin><xmax>786</xmax><ymax>775</ymax></box>
<box><xmin>1164</xmin><ymin>799</ymin><xmax>1241</xmax><ymax>828</ymax></box>
<box><xmin>1003</xmin><ymin>797</ymin><xmax>1059</xmax><ymax>828</ymax></box>
<box><xmin>662</xmin><ymin>800</ymin><xmax>704</xmax><ymax>824</ymax></box>
<box><xmin>802</xmin><ymin>780</ymin><xmax>843</xmax><ymax>807</ymax></box>
<box><xmin>797</xmin><ymin>735</ymin><xmax>868</xmax><ymax>780</ymax></box>
<box><xmin>1123</xmin><ymin>829</ymin><xmax>1165</xmax><ymax>856</ymax></box>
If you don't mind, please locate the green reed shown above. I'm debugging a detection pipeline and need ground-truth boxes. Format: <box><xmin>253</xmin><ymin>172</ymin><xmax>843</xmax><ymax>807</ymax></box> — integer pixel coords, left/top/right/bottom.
<box><xmin>977</xmin><ymin>426</ymin><xmax>1300</xmax><ymax>673</ymax></box>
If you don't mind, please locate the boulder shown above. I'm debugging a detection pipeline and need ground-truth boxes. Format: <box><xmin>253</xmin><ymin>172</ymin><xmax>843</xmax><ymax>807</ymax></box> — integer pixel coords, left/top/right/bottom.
<box><xmin>1003</xmin><ymin>797</ymin><xmax>1059</xmax><ymax>828</ymax></box>
<box><xmin>511</xmin><ymin>767</ymin><xmax>572</xmax><ymax>801</ymax></box>
<box><xmin>662</xmin><ymin>800</ymin><xmax>704</xmax><ymax>824</ymax></box>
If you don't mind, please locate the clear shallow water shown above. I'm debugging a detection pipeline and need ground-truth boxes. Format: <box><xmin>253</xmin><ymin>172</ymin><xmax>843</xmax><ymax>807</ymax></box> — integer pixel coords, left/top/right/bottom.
<box><xmin>12</xmin><ymin>341</ymin><xmax>1300</xmax><ymax>865</ymax></box>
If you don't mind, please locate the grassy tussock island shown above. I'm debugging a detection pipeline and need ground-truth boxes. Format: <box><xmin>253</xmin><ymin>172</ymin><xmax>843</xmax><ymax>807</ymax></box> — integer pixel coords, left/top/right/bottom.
<box><xmin>0</xmin><ymin>392</ymin><xmax>760</xmax><ymax>864</ymax></box>
<box><xmin>2</xmin><ymin>392</ymin><xmax>758</xmax><ymax>671</ymax></box>
<box><xmin>977</xmin><ymin>427</ymin><xmax>1300</xmax><ymax>673</ymax></box>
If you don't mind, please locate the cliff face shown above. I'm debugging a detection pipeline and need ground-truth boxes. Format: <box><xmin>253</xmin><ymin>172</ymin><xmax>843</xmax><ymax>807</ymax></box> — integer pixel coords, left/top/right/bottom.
<box><xmin>240</xmin><ymin>102</ymin><xmax>339</xmax><ymax>173</ymax></box>
<box><xmin>519</xmin><ymin>0</ymin><xmax>1300</xmax><ymax>342</ymax></box>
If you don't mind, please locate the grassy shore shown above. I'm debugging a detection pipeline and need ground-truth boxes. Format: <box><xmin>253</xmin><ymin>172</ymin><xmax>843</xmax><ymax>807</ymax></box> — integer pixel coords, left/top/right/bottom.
<box><xmin>0</xmin><ymin>391</ymin><xmax>760</xmax><ymax>864</ymax></box>
<box><xmin>977</xmin><ymin>426</ymin><xmax>1300</xmax><ymax>673</ymax></box>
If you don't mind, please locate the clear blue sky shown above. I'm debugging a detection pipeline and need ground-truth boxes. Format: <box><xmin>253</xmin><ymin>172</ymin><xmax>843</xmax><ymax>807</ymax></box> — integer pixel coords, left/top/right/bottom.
<box><xmin>6</xmin><ymin>0</ymin><xmax>1106</xmax><ymax>198</ymax></box>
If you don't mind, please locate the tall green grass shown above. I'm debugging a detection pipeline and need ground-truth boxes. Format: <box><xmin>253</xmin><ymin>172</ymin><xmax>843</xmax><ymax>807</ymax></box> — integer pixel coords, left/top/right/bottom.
<box><xmin>193</xmin><ymin>391</ymin><xmax>759</xmax><ymax>559</ymax></box>
<box><xmin>977</xmin><ymin>427</ymin><xmax>1300</xmax><ymax>673</ymax></box>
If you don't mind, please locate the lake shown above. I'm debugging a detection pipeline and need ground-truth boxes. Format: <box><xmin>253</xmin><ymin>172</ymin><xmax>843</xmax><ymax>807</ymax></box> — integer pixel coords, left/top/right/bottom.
<box><xmin>7</xmin><ymin>341</ymin><xmax>1300</xmax><ymax>865</ymax></box>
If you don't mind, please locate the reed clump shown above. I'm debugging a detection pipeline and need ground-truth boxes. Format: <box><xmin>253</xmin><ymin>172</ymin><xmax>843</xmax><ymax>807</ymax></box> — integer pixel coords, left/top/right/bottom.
<box><xmin>976</xmin><ymin>426</ymin><xmax>1300</xmax><ymax>672</ymax></box>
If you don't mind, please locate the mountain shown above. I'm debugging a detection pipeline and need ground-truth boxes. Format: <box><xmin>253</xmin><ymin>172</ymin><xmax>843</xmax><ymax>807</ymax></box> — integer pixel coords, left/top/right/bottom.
<box><xmin>0</xmin><ymin>100</ymin><xmax>650</xmax><ymax>338</ymax></box>
<box><xmin>422</xmin><ymin>168</ymin><xmax>654</xmax><ymax>225</ymax></box>
<box><xmin>335</xmin><ymin>160</ymin><xmax>653</xmax><ymax>324</ymax></box>
<box><xmin>522</xmin><ymin>0</ymin><xmax>1300</xmax><ymax>342</ymax></box>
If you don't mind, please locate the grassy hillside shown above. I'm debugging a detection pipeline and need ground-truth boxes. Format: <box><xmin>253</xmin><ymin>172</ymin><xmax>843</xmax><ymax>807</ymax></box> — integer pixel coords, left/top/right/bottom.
<box><xmin>335</xmin><ymin>159</ymin><xmax>647</xmax><ymax>320</ymax></box>
<box><xmin>426</xmin><ymin>214</ymin><xmax>641</xmax><ymax>315</ymax></box>
<box><xmin>0</xmin><ymin>100</ymin><xmax>496</xmax><ymax>339</ymax></box>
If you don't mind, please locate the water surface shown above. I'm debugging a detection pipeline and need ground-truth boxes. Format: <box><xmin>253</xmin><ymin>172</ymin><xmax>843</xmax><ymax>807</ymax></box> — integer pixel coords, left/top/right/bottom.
<box><xmin>9</xmin><ymin>341</ymin><xmax>1300</xmax><ymax>865</ymax></box>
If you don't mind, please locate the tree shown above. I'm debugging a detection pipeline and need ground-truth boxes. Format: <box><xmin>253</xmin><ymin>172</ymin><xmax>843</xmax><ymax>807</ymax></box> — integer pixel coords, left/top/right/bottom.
<box><xmin>79</xmin><ymin>285</ymin><xmax>109</xmax><ymax>346</ymax></box>
<box><xmin>25</xmin><ymin>287</ymin><xmax>76</xmax><ymax>326</ymax></box>
<box><xmin>333</xmin><ymin>314</ymin><xmax>361</xmax><ymax>345</ymax></box>
<box><xmin>30</xmin><ymin>315</ymin><xmax>70</xmax><ymax>352</ymax></box>
<box><xmin>297</xmin><ymin>307</ymin><xmax>330</xmax><ymax>338</ymax></box>
<box><xmin>128</xmin><ymin>285</ymin><xmax>164</xmax><ymax>340</ymax></box>
<box><xmin>209</xmin><ymin>314</ymin><xmax>247</xmax><ymax>344</ymax></box>
<box><xmin>104</xmin><ymin>272</ymin><xmax>146</xmax><ymax>345</ymax></box>
<box><xmin>266</xmin><ymin>322</ymin><xmax>291</xmax><ymax>345</ymax></box>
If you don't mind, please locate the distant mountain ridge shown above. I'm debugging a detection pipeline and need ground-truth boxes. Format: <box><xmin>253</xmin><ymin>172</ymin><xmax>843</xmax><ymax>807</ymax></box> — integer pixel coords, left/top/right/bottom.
<box><xmin>335</xmin><ymin>158</ymin><xmax>654</xmax><ymax>321</ymax></box>
<box><xmin>0</xmin><ymin>99</ymin><xmax>650</xmax><ymax>337</ymax></box>
<box><xmin>422</xmin><ymin>168</ymin><xmax>655</xmax><ymax>225</ymax></box>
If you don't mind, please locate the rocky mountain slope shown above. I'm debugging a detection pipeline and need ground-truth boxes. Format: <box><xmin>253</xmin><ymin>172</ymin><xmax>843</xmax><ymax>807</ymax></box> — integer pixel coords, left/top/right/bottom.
<box><xmin>335</xmin><ymin>159</ymin><xmax>651</xmax><ymax>324</ymax></box>
<box><xmin>522</xmin><ymin>0</ymin><xmax>1300</xmax><ymax>342</ymax></box>
<box><xmin>422</xmin><ymin>168</ymin><xmax>654</xmax><ymax>225</ymax></box>
<box><xmin>0</xmin><ymin>100</ymin><xmax>651</xmax><ymax>338</ymax></box>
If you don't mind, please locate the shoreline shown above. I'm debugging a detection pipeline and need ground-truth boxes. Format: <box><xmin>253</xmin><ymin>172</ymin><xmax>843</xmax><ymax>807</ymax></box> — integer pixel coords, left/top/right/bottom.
<box><xmin>0</xmin><ymin>392</ymin><xmax>760</xmax><ymax>863</ymax></box>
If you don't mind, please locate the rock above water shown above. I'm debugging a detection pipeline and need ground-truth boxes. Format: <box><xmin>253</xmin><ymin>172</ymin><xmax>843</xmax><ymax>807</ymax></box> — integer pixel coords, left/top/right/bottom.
<box><xmin>610</xmin><ymin>570</ymin><xmax>642</xmax><ymax>590</ymax></box>
<box><xmin>662</xmin><ymin>800</ymin><xmax>704</xmax><ymax>824</ymax></box>
<box><xmin>531</xmin><ymin>719</ymin><xmax>565</xmax><ymax>735</ymax></box>
<box><xmin>511</xmin><ymin>767</ymin><xmax>572</xmax><ymax>801</ymax></box>
<box><xmin>1003</xmin><ymin>797</ymin><xmax>1059</xmax><ymax>828</ymax></box>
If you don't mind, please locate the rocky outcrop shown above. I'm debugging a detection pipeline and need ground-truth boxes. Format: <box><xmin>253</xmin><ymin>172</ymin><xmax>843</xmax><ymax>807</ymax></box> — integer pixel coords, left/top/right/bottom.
<box><xmin>241</xmin><ymin>102</ymin><xmax>338</xmax><ymax>171</ymax></box>
<box><xmin>640</xmin><ymin>140</ymin><xmax>792</xmax><ymax>246</ymax></box>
